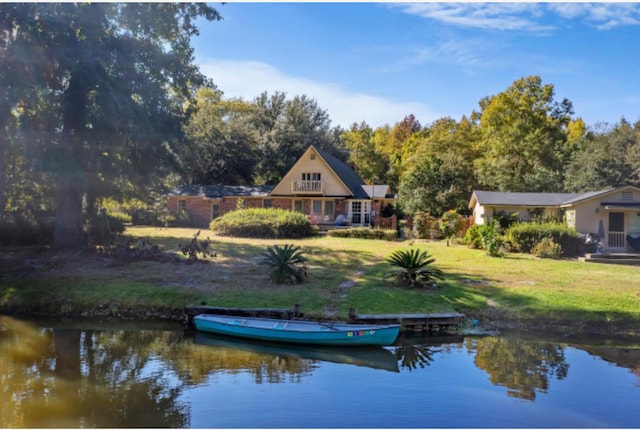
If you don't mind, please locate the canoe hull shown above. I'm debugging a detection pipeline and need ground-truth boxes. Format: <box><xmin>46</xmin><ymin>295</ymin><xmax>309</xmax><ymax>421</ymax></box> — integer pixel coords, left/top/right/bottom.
<box><xmin>194</xmin><ymin>314</ymin><xmax>401</xmax><ymax>346</ymax></box>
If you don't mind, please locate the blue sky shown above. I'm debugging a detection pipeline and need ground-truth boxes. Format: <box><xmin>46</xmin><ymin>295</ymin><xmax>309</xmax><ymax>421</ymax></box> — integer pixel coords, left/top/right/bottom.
<box><xmin>192</xmin><ymin>2</ymin><xmax>640</xmax><ymax>130</ymax></box>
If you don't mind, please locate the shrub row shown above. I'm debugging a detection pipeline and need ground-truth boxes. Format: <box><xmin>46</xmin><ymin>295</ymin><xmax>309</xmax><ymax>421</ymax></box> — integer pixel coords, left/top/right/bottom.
<box><xmin>210</xmin><ymin>208</ymin><xmax>314</xmax><ymax>238</ymax></box>
<box><xmin>327</xmin><ymin>227</ymin><xmax>397</xmax><ymax>241</ymax></box>
<box><xmin>505</xmin><ymin>222</ymin><xmax>581</xmax><ymax>256</ymax></box>
<box><xmin>0</xmin><ymin>215</ymin><xmax>54</xmax><ymax>246</ymax></box>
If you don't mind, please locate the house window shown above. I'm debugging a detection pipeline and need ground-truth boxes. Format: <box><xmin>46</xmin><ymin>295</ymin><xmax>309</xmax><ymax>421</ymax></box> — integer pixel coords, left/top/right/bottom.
<box><xmin>310</xmin><ymin>154</ymin><xmax>316</xmax><ymax>160</ymax></box>
<box><xmin>263</xmin><ymin>199</ymin><xmax>272</xmax><ymax>208</ymax></box>
<box><xmin>324</xmin><ymin>201</ymin><xmax>334</xmax><ymax>218</ymax></box>
<box><xmin>211</xmin><ymin>203</ymin><xmax>220</xmax><ymax>219</ymax></box>
<box><xmin>312</xmin><ymin>200</ymin><xmax>322</xmax><ymax>215</ymax></box>
<box><xmin>622</xmin><ymin>191</ymin><xmax>633</xmax><ymax>201</ymax></box>
<box><xmin>177</xmin><ymin>199</ymin><xmax>186</xmax><ymax>215</ymax></box>
<box><xmin>293</xmin><ymin>200</ymin><xmax>304</xmax><ymax>213</ymax></box>
<box><xmin>302</xmin><ymin>172</ymin><xmax>321</xmax><ymax>181</ymax></box>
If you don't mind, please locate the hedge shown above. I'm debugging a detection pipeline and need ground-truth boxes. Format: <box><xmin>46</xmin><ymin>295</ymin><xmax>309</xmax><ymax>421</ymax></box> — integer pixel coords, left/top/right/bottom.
<box><xmin>210</xmin><ymin>208</ymin><xmax>314</xmax><ymax>238</ymax></box>
<box><xmin>505</xmin><ymin>222</ymin><xmax>581</xmax><ymax>256</ymax></box>
<box><xmin>327</xmin><ymin>227</ymin><xmax>397</xmax><ymax>241</ymax></box>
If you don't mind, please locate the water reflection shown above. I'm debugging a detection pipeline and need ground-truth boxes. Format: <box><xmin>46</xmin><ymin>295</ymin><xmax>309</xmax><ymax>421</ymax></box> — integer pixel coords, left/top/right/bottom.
<box><xmin>193</xmin><ymin>332</ymin><xmax>400</xmax><ymax>373</ymax></box>
<box><xmin>2</xmin><ymin>316</ymin><xmax>640</xmax><ymax>428</ymax></box>
<box><xmin>0</xmin><ymin>317</ymin><xmax>189</xmax><ymax>427</ymax></box>
<box><xmin>467</xmin><ymin>337</ymin><xmax>570</xmax><ymax>400</ymax></box>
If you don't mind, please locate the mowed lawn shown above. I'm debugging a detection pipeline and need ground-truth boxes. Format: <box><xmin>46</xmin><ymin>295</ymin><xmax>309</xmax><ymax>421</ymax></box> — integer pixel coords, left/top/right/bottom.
<box><xmin>2</xmin><ymin>226</ymin><xmax>640</xmax><ymax>329</ymax></box>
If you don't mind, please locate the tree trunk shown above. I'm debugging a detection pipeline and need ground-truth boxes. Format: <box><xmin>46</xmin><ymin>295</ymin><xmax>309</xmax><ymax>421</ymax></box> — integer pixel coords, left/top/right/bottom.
<box><xmin>53</xmin><ymin>173</ymin><xmax>86</xmax><ymax>249</ymax></box>
<box><xmin>52</xmin><ymin>72</ymin><xmax>88</xmax><ymax>250</ymax></box>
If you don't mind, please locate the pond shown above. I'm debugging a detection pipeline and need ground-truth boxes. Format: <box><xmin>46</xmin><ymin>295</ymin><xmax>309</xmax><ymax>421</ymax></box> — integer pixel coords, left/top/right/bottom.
<box><xmin>1</xmin><ymin>316</ymin><xmax>640</xmax><ymax>428</ymax></box>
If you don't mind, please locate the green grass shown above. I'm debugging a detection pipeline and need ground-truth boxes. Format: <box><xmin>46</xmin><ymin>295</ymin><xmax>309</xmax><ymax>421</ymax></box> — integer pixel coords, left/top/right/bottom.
<box><xmin>2</xmin><ymin>226</ymin><xmax>640</xmax><ymax>331</ymax></box>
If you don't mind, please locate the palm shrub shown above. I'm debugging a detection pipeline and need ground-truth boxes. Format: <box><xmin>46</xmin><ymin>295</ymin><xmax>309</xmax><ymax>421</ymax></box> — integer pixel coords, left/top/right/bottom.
<box><xmin>384</xmin><ymin>248</ymin><xmax>444</xmax><ymax>289</ymax></box>
<box><xmin>259</xmin><ymin>244</ymin><xmax>309</xmax><ymax>284</ymax></box>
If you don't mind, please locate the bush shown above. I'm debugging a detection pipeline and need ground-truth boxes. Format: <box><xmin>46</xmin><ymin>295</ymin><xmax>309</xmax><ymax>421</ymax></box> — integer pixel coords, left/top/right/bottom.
<box><xmin>210</xmin><ymin>208</ymin><xmax>313</xmax><ymax>239</ymax></box>
<box><xmin>463</xmin><ymin>224</ymin><xmax>484</xmax><ymax>249</ymax></box>
<box><xmin>327</xmin><ymin>228</ymin><xmax>397</xmax><ymax>241</ymax></box>
<box><xmin>412</xmin><ymin>212</ymin><xmax>442</xmax><ymax>240</ymax></box>
<box><xmin>532</xmin><ymin>237</ymin><xmax>562</xmax><ymax>259</ymax></box>
<box><xmin>88</xmin><ymin>210</ymin><xmax>131</xmax><ymax>245</ymax></box>
<box><xmin>479</xmin><ymin>220</ymin><xmax>504</xmax><ymax>257</ymax></box>
<box><xmin>0</xmin><ymin>213</ymin><xmax>54</xmax><ymax>246</ymax></box>
<box><xmin>506</xmin><ymin>222</ymin><xmax>581</xmax><ymax>256</ymax></box>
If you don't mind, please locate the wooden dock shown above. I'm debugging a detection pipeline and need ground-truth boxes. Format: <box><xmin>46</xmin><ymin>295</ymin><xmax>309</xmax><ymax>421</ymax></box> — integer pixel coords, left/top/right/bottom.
<box><xmin>185</xmin><ymin>304</ymin><xmax>302</xmax><ymax>328</ymax></box>
<box><xmin>185</xmin><ymin>304</ymin><xmax>464</xmax><ymax>334</ymax></box>
<box><xmin>348</xmin><ymin>309</ymin><xmax>465</xmax><ymax>333</ymax></box>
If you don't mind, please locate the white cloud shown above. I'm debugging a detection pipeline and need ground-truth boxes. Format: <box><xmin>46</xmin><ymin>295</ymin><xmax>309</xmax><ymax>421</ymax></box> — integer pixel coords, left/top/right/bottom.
<box><xmin>198</xmin><ymin>58</ymin><xmax>440</xmax><ymax>129</ymax></box>
<box><xmin>548</xmin><ymin>3</ymin><xmax>640</xmax><ymax>30</ymax></box>
<box><xmin>396</xmin><ymin>2</ymin><xmax>640</xmax><ymax>32</ymax></box>
<box><xmin>393</xmin><ymin>3</ymin><xmax>555</xmax><ymax>32</ymax></box>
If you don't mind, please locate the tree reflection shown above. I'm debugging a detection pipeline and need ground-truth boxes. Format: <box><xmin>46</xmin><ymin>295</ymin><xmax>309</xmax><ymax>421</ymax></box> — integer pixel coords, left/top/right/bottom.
<box><xmin>467</xmin><ymin>337</ymin><xmax>569</xmax><ymax>401</ymax></box>
<box><xmin>394</xmin><ymin>344</ymin><xmax>435</xmax><ymax>371</ymax></box>
<box><xmin>1</xmin><ymin>318</ymin><xmax>318</xmax><ymax>427</ymax></box>
<box><xmin>0</xmin><ymin>319</ymin><xmax>190</xmax><ymax>427</ymax></box>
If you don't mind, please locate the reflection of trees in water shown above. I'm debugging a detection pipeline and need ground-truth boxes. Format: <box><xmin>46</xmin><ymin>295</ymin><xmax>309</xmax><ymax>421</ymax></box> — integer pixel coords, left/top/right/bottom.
<box><xmin>0</xmin><ymin>319</ymin><xmax>190</xmax><ymax>428</ymax></box>
<box><xmin>0</xmin><ymin>318</ymin><xmax>317</xmax><ymax>427</ymax></box>
<box><xmin>394</xmin><ymin>344</ymin><xmax>435</xmax><ymax>371</ymax></box>
<box><xmin>466</xmin><ymin>337</ymin><xmax>569</xmax><ymax>401</ymax></box>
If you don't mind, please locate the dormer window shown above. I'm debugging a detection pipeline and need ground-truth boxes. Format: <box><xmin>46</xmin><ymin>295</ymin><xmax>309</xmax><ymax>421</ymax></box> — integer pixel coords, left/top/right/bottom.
<box><xmin>302</xmin><ymin>173</ymin><xmax>321</xmax><ymax>181</ymax></box>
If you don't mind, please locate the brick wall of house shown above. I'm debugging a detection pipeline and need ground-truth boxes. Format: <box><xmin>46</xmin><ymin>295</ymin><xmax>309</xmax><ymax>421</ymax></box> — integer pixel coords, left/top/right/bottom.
<box><xmin>168</xmin><ymin>195</ymin><xmax>397</xmax><ymax>230</ymax></box>
<box><xmin>186</xmin><ymin>198</ymin><xmax>213</xmax><ymax>227</ymax></box>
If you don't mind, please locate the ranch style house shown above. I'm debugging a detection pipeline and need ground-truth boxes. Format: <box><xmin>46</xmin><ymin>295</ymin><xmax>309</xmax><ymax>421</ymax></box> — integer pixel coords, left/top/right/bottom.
<box><xmin>469</xmin><ymin>185</ymin><xmax>640</xmax><ymax>253</ymax></box>
<box><xmin>167</xmin><ymin>145</ymin><xmax>397</xmax><ymax>230</ymax></box>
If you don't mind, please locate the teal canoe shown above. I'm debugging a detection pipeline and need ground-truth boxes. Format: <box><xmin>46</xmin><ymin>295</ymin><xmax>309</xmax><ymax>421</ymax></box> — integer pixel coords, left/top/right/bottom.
<box><xmin>193</xmin><ymin>314</ymin><xmax>401</xmax><ymax>346</ymax></box>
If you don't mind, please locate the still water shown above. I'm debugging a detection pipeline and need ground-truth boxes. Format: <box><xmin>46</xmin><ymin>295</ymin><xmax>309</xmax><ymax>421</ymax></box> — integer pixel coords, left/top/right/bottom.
<box><xmin>1</xmin><ymin>316</ymin><xmax>640</xmax><ymax>428</ymax></box>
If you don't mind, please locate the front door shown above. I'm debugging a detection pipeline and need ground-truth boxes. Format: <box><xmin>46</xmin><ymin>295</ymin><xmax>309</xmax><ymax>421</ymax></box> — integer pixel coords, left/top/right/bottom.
<box><xmin>351</xmin><ymin>201</ymin><xmax>362</xmax><ymax>225</ymax></box>
<box><xmin>608</xmin><ymin>212</ymin><xmax>625</xmax><ymax>250</ymax></box>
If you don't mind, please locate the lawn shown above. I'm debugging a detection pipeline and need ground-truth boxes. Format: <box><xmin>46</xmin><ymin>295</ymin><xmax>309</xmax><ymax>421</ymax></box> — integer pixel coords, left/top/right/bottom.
<box><xmin>2</xmin><ymin>226</ymin><xmax>639</xmax><ymax>334</ymax></box>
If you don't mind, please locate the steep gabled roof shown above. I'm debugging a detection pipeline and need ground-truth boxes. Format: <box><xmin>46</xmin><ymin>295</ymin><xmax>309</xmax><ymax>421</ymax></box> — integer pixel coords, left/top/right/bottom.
<box><xmin>313</xmin><ymin>146</ymin><xmax>371</xmax><ymax>199</ymax></box>
<box><xmin>169</xmin><ymin>184</ymin><xmax>274</xmax><ymax>198</ymax></box>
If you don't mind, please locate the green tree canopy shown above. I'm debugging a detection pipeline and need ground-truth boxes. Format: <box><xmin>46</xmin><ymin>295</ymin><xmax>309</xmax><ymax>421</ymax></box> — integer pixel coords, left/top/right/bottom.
<box><xmin>2</xmin><ymin>3</ymin><xmax>221</xmax><ymax>248</ymax></box>
<box><xmin>398</xmin><ymin>116</ymin><xmax>479</xmax><ymax>216</ymax></box>
<box><xmin>181</xmin><ymin>88</ymin><xmax>257</xmax><ymax>185</ymax></box>
<box><xmin>475</xmin><ymin>75</ymin><xmax>577</xmax><ymax>192</ymax></box>
<box><xmin>564</xmin><ymin>118</ymin><xmax>640</xmax><ymax>191</ymax></box>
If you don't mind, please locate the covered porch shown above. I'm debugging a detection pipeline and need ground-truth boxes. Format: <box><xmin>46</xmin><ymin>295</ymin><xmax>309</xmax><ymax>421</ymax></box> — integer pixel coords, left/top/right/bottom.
<box><xmin>598</xmin><ymin>203</ymin><xmax>640</xmax><ymax>253</ymax></box>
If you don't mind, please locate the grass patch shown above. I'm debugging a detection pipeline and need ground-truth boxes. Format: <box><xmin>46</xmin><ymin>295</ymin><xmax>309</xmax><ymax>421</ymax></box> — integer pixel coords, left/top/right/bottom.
<box><xmin>2</xmin><ymin>226</ymin><xmax>640</xmax><ymax>331</ymax></box>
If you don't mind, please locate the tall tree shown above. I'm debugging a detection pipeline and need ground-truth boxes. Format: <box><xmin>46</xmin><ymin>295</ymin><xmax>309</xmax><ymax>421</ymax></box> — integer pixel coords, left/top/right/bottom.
<box><xmin>564</xmin><ymin>119</ymin><xmax>640</xmax><ymax>191</ymax></box>
<box><xmin>475</xmin><ymin>76</ymin><xmax>576</xmax><ymax>192</ymax></box>
<box><xmin>181</xmin><ymin>88</ymin><xmax>257</xmax><ymax>185</ymax></box>
<box><xmin>2</xmin><ymin>3</ymin><xmax>221</xmax><ymax>248</ymax></box>
<box><xmin>249</xmin><ymin>91</ymin><xmax>342</xmax><ymax>184</ymax></box>
<box><xmin>341</xmin><ymin>121</ymin><xmax>388</xmax><ymax>184</ymax></box>
<box><xmin>398</xmin><ymin>116</ymin><xmax>479</xmax><ymax>215</ymax></box>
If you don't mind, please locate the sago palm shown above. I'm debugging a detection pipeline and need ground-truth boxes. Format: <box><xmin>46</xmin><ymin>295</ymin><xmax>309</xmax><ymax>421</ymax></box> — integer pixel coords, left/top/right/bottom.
<box><xmin>384</xmin><ymin>248</ymin><xmax>444</xmax><ymax>289</ymax></box>
<box><xmin>259</xmin><ymin>244</ymin><xmax>309</xmax><ymax>284</ymax></box>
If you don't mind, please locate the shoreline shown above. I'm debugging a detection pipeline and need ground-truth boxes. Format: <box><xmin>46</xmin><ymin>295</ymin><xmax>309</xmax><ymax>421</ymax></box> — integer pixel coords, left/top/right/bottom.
<box><xmin>3</xmin><ymin>304</ymin><xmax>640</xmax><ymax>341</ymax></box>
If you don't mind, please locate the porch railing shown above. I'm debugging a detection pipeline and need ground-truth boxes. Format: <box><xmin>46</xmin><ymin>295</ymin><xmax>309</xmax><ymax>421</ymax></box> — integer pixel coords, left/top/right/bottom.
<box><xmin>291</xmin><ymin>180</ymin><xmax>323</xmax><ymax>193</ymax></box>
<box><xmin>608</xmin><ymin>232</ymin><xmax>626</xmax><ymax>249</ymax></box>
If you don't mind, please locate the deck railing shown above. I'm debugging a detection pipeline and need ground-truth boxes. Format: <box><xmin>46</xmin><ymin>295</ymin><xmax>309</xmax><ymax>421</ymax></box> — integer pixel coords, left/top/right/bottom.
<box><xmin>608</xmin><ymin>231</ymin><xmax>626</xmax><ymax>249</ymax></box>
<box><xmin>291</xmin><ymin>180</ymin><xmax>323</xmax><ymax>193</ymax></box>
